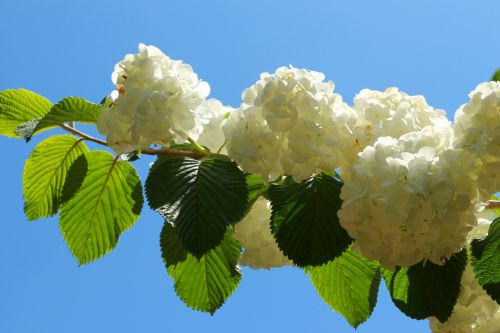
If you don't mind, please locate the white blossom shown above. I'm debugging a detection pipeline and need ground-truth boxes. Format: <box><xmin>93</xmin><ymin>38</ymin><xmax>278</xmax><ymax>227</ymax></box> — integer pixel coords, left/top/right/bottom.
<box><xmin>453</xmin><ymin>81</ymin><xmax>500</xmax><ymax>198</ymax></box>
<box><xmin>223</xmin><ymin>66</ymin><xmax>360</xmax><ymax>182</ymax></box>
<box><xmin>352</xmin><ymin>87</ymin><xmax>452</xmax><ymax>152</ymax></box>
<box><xmin>338</xmin><ymin>135</ymin><xmax>478</xmax><ymax>269</ymax></box>
<box><xmin>232</xmin><ymin>198</ymin><xmax>292</xmax><ymax>269</ymax></box>
<box><xmin>97</xmin><ymin>43</ymin><xmax>210</xmax><ymax>154</ymax></box>
<box><xmin>197</xmin><ymin>99</ymin><xmax>233</xmax><ymax>153</ymax></box>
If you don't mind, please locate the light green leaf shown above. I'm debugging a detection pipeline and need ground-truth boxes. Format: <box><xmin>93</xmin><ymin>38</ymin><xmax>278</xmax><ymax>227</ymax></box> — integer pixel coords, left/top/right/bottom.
<box><xmin>268</xmin><ymin>174</ymin><xmax>352</xmax><ymax>267</ymax></box>
<box><xmin>382</xmin><ymin>249</ymin><xmax>467</xmax><ymax>323</ymax></box>
<box><xmin>308</xmin><ymin>250</ymin><xmax>381</xmax><ymax>328</ymax></box>
<box><xmin>146</xmin><ymin>156</ymin><xmax>248</xmax><ymax>257</ymax></box>
<box><xmin>471</xmin><ymin>217</ymin><xmax>500</xmax><ymax>304</ymax></box>
<box><xmin>0</xmin><ymin>89</ymin><xmax>52</xmax><ymax>137</ymax></box>
<box><xmin>23</xmin><ymin>135</ymin><xmax>89</xmax><ymax>221</ymax></box>
<box><xmin>161</xmin><ymin>222</ymin><xmax>242</xmax><ymax>314</ymax></box>
<box><xmin>60</xmin><ymin>151</ymin><xmax>143</xmax><ymax>265</ymax></box>
<box><xmin>34</xmin><ymin>96</ymin><xmax>104</xmax><ymax>134</ymax></box>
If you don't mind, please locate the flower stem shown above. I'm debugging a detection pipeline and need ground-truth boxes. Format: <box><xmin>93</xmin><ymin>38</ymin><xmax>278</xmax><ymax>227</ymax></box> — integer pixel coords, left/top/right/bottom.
<box><xmin>60</xmin><ymin>124</ymin><xmax>205</xmax><ymax>159</ymax></box>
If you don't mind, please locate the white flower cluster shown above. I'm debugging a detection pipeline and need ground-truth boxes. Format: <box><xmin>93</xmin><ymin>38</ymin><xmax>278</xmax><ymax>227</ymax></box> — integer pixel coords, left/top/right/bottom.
<box><xmin>222</xmin><ymin>66</ymin><xmax>360</xmax><ymax>182</ymax></box>
<box><xmin>197</xmin><ymin>99</ymin><xmax>233</xmax><ymax>153</ymax></box>
<box><xmin>232</xmin><ymin>198</ymin><xmax>292</xmax><ymax>269</ymax></box>
<box><xmin>338</xmin><ymin>135</ymin><xmax>478</xmax><ymax>269</ymax></box>
<box><xmin>352</xmin><ymin>87</ymin><xmax>452</xmax><ymax>151</ymax></box>
<box><xmin>429</xmin><ymin>216</ymin><xmax>500</xmax><ymax>333</ymax></box>
<box><xmin>97</xmin><ymin>44</ymin><xmax>210</xmax><ymax>154</ymax></box>
<box><xmin>453</xmin><ymin>81</ymin><xmax>500</xmax><ymax>198</ymax></box>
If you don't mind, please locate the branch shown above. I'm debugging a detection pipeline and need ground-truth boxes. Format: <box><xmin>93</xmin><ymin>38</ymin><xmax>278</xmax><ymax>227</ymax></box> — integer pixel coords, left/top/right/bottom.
<box><xmin>487</xmin><ymin>200</ymin><xmax>500</xmax><ymax>210</ymax></box>
<box><xmin>60</xmin><ymin>124</ymin><xmax>205</xmax><ymax>159</ymax></box>
<box><xmin>60</xmin><ymin>124</ymin><xmax>107</xmax><ymax>146</ymax></box>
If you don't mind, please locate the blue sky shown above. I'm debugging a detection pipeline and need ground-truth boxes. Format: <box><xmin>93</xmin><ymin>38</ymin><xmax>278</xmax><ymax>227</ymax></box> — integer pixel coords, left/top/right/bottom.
<box><xmin>0</xmin><ymin>1</ymin><xmax>499</xmax><ymax>332</ymax></box>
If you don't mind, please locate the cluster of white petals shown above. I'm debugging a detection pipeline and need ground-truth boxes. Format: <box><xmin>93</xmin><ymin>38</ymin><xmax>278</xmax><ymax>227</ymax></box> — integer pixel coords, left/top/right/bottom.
<box><xmin>352</xmin><ymin>87</ymin><xmax>453</xmax><ymax>152</ymax></box>
<box><xmin>429</xmin><ymin>216</ymin><xmax>500</xmax><ymax>333</ymax></box>
<box><xmin>223</xmin><ymin>66</ymin><xmax>360</xmax><ymax>181</ymax></box>
<box><xmin>338</xmin><ymin>135</ymin><xmax>478</xmax><ymax>269</ymax></box>
<box><xmin>232</xmin><ymin>198</ymin><xmax>292</xmax><ymax>269</ymax></box>
<box><xmin>197</xmin><ymin>99</ymin><xmax>233</xmax><ymax>153</ymax></box>
<box><xmin>97</xmin><ymin>44</ymin><xmax>210</xmax><ymax>154</ymax></box>
<box><xmin>453</xmin><ymin>81</ymin><xmax>500</xmax><ymax>198</ymax></box>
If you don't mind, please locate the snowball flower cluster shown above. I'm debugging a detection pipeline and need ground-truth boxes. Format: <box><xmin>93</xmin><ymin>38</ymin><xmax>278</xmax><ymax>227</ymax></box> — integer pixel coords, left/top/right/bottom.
<box><xmin>197</xmin><ymin>99</ymin><xmax>233</xmax><ymax>153</ymax></box>
<box><xmin>223</xmin><ymin>66</ymin><xmax>360</xmax><ymax>181</ymax></box>
<box><xmin>453</xmin><ymin>81</ymin><xmax>500</xmax><ymax>198</ymax></box>
<box><xmin>232</xmin><ymin>198</ymin><xmax>291</xmax><ymax>269</ymax></box>
<box><xmin>97</xmin><ymin>44</ymin><xmax>210</xmax><ymax>154</ymax></box>
<box><xmin>338</xmin><ymin>135</ymin><xmax>478</xmax><ymax>269</ymax></box>
<box><xmin>429</xmin><ymin>216</ymin><xmax>500</xmax><ymax>333</ymax></box>
<box><xmin>352</xmin><ymin>87</ymin><xmax>453</xmax><ymax>153</ymax></box>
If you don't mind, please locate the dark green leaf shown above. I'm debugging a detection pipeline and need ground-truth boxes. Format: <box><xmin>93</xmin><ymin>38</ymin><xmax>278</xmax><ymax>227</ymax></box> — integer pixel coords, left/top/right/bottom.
<box><xmin>0</xmin><ymin>89</ymin><xmax>52</xmax><ymax>137</ymax></box>
<box><xmin>59</xmin><ymin>151</ymin><xmax>143</xmax><ymax>265</ymax></box>
<box><xmin>146</xmin><ymin>156</ymin><xmax>248</xmax><ymax>257</ymax></box>
<box><xmin>268</xmin><ymin>174</ymin><xmax>352</xmax><ymax>267</ymax></box>
<box><xmin>161</xmin><ymin>222</ymin><xmax>241</xmax><ymax>314</ymax></box>
<box><xmin>308</xmin><ymin>249</ymin><xmax>381</xmax><ymax>328</ymax></box>
<box><xmin>99</xmin><ymin>96</ymin><xmax>113</xmax><ymax>108</ymax></box>
<box><xmin>492</xmin><ymin>69</ymin><xmax>500</xmax><ymax>82</ymax></box>
<box><xmin>382</xmin><ymin>249</ymin><xmax>467</xmax><ymax>322</ymax></box>
<box><xmin>23</xmin><ymin>135</ymin><xmax>88</xmax><ymax>221</ymax></box>
<box><xmin>33</xmin><ymin>96</ymin><xmax>104</xmax><ymax>134</ymax></box>
<box><xmin>471</xmin><ymin>217</ymin><xmax>500</xmax><ymax>304</ymax></box>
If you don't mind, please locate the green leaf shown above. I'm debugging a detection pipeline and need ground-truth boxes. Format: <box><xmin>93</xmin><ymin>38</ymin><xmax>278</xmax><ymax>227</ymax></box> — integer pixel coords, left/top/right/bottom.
<box><xmin>492</xmin><ymin>69</ymin><xmax>500</xmax><ymax>82</ymax></box>
<box><xmin>471</xmin><ymin>217</ymin><xmax>500</xmax><ymax>304</ymax></box>
<box><xmin>146</xmin><ymin>156</ymin><xmax>248</xmax><ymax>257</ymax></box>
<box><xmin>382</xmin><ymin>249</ymin><xmax>467</xmax><ymax>322</ymax></box>
<box><xmin>0</xmin><ymin>89</ymin><xmax>52</xmax><ymax>137</ymax></box>
<box><xmin>59</xmin><ymin>151</ymin><xmax>143</xmax><ymax>265</ymax></box>
<box><xmin>33</xmin><ymin>97</ymin><xmax>104</xmax><ymax>134</ymax></box>
<box><xmin>268</xmin><ymin>174</ymin><xmax>352</xmax><ymax>267</ymax></box>
<box><xmin>160</xmin><ymin>222</ymin><xmax>241</xmax><ymax>314</ymax></box>
<box><xmin>23</xmin><ymin>135</ymin><xmax>89</xmax><ymax>221</ymax></box>
<box><xmin>308</xmin><ymin>249</ymin><xmax>381</xmax><ymax>328</ymax></box>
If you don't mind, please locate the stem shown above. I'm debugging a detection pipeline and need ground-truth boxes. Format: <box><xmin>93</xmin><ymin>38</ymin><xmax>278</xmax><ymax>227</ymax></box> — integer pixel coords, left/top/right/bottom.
<box><xmin>187</xmin><ymin>137</ymin><xmax>208</xmax><ymax>154</ymax></box>
<box><xmin>60</xmin><ymin>124</ymin><xmax>205</xmax><ymax>159</ymax></box>
<box><xmin>61</xmin><ymin>124</ymin><xmax>107</xmax><ymax>146</ymax></box>
<box><xmin>216</xmin><ymin>140</ymin><xmax>227</xmax><ymax>154</ymax></box>
<box><xmin>487</xmin><ymin>200</ymin><xmax>500</xmax><ymax>210</ymax></box>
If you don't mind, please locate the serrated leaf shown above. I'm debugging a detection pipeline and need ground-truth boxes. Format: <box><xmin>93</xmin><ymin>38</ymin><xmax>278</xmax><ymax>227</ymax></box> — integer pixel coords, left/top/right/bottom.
<box><xmin>146</xmin><ymin>157</ymin><xmax>248</xmax><ymax>257</ymax></box>
<box><xmin>471</xmin><ymin>217</ymin><xmax>500</xmax><ymax>304</ymax></box>
<box><xmin>268</xmin><ymin>174</ymin><xmax>352</xmax><ymax>267</ymax></box>
<box><xmin>382</xmin><ymin>249</ymin><xmax>467</xmax><ymax>322</ymax></box>
<box><xmin>23</xmin><ymin>135</ymin><xmax>89</xmax><ymax>221</ymax></box>
<box><xmin>308</xmin><ymin>249</ymin><xmax>381</xmax><ymax>328</ymax></box>
<box><xmin>0</xmin><ymin>89</ymin><xmax>52</xmax><ymax>137</ymax></box>
<box><xmin>160</xmin><ymin>222</ymin><xmax>241</xmax><ymax>314</ymax></box>
<box><xmin>33</xmin><ymin>97</ymin><xmax>104</xmax><ymax>134</ymax></box>
<box><xmin>59</xmin><ymin>151</ymin><xmax>143</xmax><ymax>265</ymax></box>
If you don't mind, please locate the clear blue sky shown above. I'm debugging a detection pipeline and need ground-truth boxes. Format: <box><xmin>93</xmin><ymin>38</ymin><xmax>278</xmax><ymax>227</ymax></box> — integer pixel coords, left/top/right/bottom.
<box><xmin>0</xmin><ymin>1</ymin><xmax>499</xmax><ymax>332</ymax></box>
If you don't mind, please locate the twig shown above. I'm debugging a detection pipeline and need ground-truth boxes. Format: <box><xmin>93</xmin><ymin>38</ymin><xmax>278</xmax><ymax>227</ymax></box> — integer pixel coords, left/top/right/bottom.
<box><xmin>487</xmin><ymin>200</ymin><xmax>500</xmax><ymax>210</ymax></box>
<box><xmin>60</xmin><ymin>124</ymin><xmax>205</xmax><ymax>159</ymax></box>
